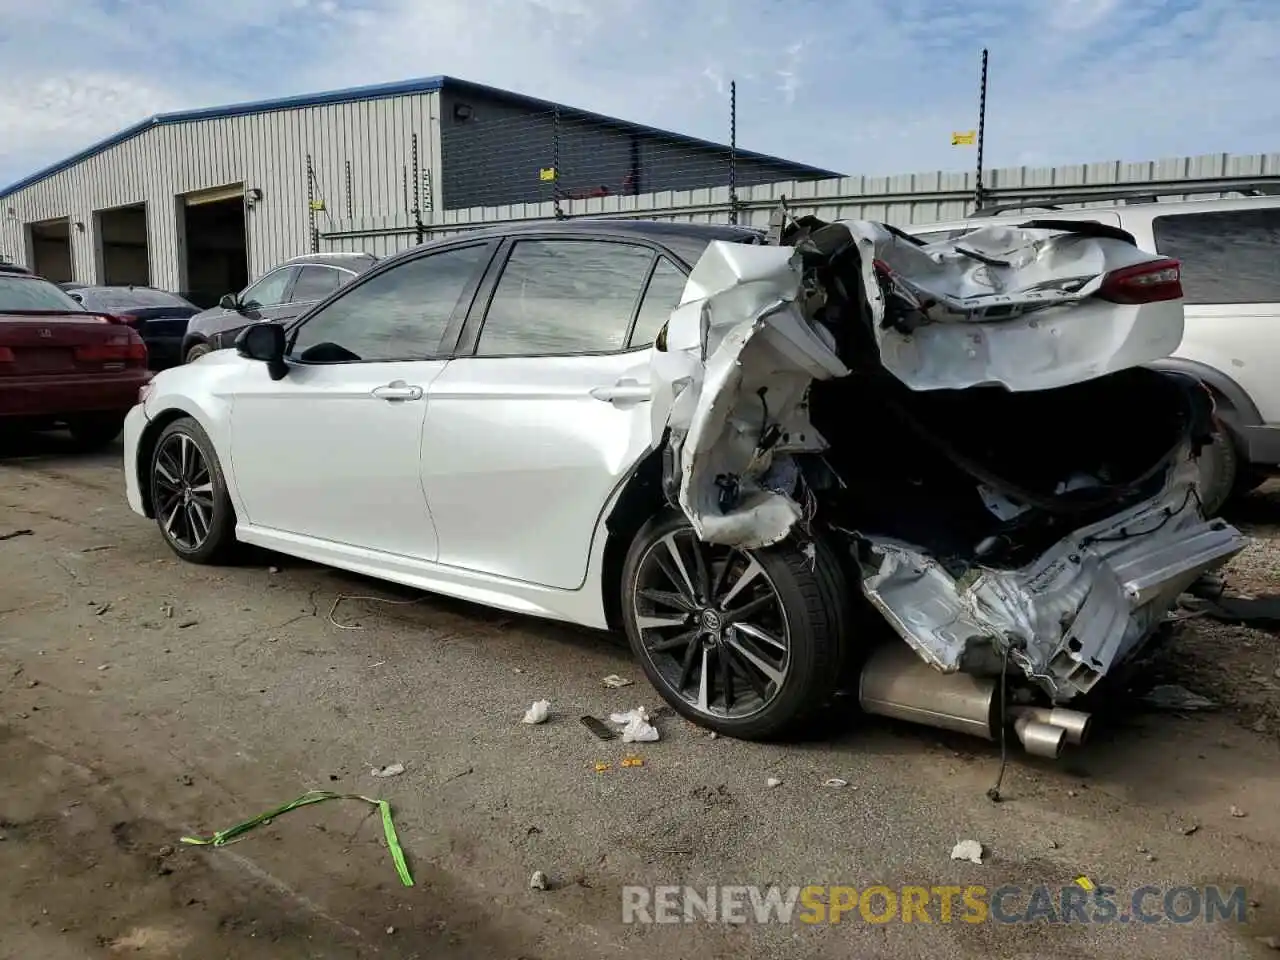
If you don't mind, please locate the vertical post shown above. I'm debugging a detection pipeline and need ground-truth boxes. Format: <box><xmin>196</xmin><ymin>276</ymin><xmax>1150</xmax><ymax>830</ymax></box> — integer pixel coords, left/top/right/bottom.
<box><xmin>345</xmin><ymin>160</ymin><xmax>353</xmax><ymax>219</ymax></box>
<box><xmin>728</xmin><ymin>80</ymin><xmax>739</xmax><ymax>226</ymax></box>
<box><xmin>305</xmin><ymin>153</ymin><xmax>318</xmax><ymax>253</ymax></box>
<box><xmin>552</xmin><ymin>105</ymin><xmax>564</xmax><ymax>220</ymax></box>
<box><xmin>974</xmin><ymin>48</ymin><xmax>989</xmax><ymax>211</ymax></box>
<box><xmin>411</xmin><ymin>133</ymin><xmax>424</xmax><ymax>245</ymax></box>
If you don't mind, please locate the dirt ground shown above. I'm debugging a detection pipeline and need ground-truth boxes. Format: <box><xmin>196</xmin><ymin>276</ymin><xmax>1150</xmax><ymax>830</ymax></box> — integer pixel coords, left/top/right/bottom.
<box><xmin>2</xmin><ymin>433</ymin><xmax>1280</xmax><ymax>960</ymax></box>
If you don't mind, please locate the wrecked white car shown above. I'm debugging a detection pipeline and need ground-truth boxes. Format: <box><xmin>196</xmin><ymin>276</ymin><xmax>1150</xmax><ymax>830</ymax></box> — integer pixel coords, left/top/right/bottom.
<box><xmin>122</xmin><ymin>215</ymin><xmax>1246</xmax><ymax>756</ymax></box>
<box><xmin>639</xmin><ymin>214</ymin><xmax>1247</xmax><ymax>753</ymax></box>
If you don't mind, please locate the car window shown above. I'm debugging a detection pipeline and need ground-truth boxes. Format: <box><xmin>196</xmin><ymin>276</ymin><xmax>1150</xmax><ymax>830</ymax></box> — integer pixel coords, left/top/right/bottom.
<box><xmin>72</xmin><ymin>288</ymin><xmax>194</xmax><ymax>311</ymax></box>
<box><xmin>241</xmin><ymin>267</ymin><xmax>294</xmax><ymax>309</ymax></box>
<box><xmin>0</xmin><ymin>275</ymin><xmax>86</xmax><ymax>311</ymax></box>
<box><xmin>290</xmin><ymin>266</ymin><xmax>344</xmax><ymax>303</ymax></box>
<box><xmin>1152</xmin><ymin>207</ymin><xmax>1280</xmax><ymax>304</ymax></box>
<box><xmin>629</xmin><ymin>257</ymin><xmax>687</xmax><ymax>348</ymax></box>
<box><xmin>475</xmin><ymin>239</ymin><xmax>654</xmax><ymax>357</ymax></box>
<box><xmin>289</xmin><ymin>244</ymin><xmax>491</xmax><ymax>363</ymax></box>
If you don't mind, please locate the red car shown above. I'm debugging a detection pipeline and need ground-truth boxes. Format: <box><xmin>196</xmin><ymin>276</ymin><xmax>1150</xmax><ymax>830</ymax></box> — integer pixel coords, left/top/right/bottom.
<box><xmin>0</xmin><ymin>264</ymin><xmax>151</xmax><ymax>449</ymax></box>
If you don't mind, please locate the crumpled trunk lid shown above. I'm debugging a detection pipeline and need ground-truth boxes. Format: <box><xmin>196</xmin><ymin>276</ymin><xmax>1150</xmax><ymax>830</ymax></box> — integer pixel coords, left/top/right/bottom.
<box><xmin>649</xmin><ymin>217</ymin><xmax>1247</xmax><ymax>702</ymax></box>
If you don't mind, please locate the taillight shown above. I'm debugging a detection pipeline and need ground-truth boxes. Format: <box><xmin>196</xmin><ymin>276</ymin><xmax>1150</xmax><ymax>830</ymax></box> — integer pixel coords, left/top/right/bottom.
<box><xmin>1098</xmin><ymin>258</ymin><xmax>1182</xmax><ymax>304</ymax></box>
<box><xmin>112</xmin><ymin>313</ymin><xmax>138</xmax><ymax>327</ymax></box>
<box><xmin>74</xmin><ymin>332</ymin><xmax>148</xmax><ymax>365</ymax></box>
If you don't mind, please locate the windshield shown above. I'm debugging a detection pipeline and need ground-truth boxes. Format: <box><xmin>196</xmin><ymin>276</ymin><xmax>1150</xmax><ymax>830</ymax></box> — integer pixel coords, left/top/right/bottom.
<box><xmin>0</xmin><ymin>275</ymin><xmax>87</xmax><ymax>312</ymax></box>
<box><xmin>72</xmin><ymin>287</ymin><xmax>194</xmax><ymax>312</ymax></box>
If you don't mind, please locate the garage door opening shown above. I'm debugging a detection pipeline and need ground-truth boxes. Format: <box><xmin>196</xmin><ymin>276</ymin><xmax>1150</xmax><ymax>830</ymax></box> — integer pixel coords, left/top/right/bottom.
<box><xmin>26</xmin><ymin>217</ymin><xmax>73</xmax><ymax>282</ymax></box>
<box><xmin>95</xmin><ymin>203</ymin><xmax>149</xmax><ymax>286</ymax></box>
<box><xmin>182</xmin><ymin>185</ymin><xmax>247</xmax><ymax>308</ymax></box>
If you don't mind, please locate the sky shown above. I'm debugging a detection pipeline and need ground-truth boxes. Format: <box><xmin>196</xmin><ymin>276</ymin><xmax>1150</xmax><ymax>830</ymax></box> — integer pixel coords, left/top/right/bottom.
<box><xmin>1</xmin><ymin>0</ymin><xmax>1278</xmax><ymax>190</ymax></box>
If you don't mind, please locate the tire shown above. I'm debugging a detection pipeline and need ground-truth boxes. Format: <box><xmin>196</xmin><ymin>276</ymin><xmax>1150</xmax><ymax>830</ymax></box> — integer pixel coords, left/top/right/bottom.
<box><xmin>66</xmin><ymin>412</ymin><xmax>126</xmax><ymax>451</ymax></box>
<box><xmin>1197</xmin><ymin>416</ymin><xmax>1239</xmax><ymax>517</ymax></box>
<box><xmin>620</xmin><ymin>510</ymin><xmax>850</xmax><ymax>741</ymax></box>
<box><xmin>149</xmin><ymin>417</ymin><xmax>237</xmax><ymax>564</ymax></box>
<box><xmin>185</xmin><ymin>342</ymin><xmax>213</xmax><ymax>364</ymax></box>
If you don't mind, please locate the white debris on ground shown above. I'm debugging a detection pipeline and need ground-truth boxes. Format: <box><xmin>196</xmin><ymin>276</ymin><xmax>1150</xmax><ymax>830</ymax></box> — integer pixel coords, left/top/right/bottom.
<box><xmin>610</xmin><ymin>707</ymin><xmax>660</xmax><ymax>743</ymax></box>
<box><xmin>529</xmin><ymin>870</ymin><xmax>549</xmax><ymax>891</ymax></box>
<box><xmin>370</xmin><ymin>762</ymin><xmax>405</xmax><ymax>778</ymax></box>
<box><xmin>522</xmin><ymin>699</ymin><xmax>551</xmax><ymax>724</ymax></box>
<box><xmin>767</xmin><ymin>777</ymin><xmax>782</xmax><ymax>788</ymax></box>
<box><xmin>823</xmin><ymin>778</ymin><xmax>849</xmax><ymax>788</ymax></box>
<box><xmin>951</xmin><ymin>840</ymin><xmax>985</xmax><ymax>864</ymax></box>
<box><xmin>601</xmin><ymin>675</ymin><xmax>634</xmax><ymax>689</ymax></box>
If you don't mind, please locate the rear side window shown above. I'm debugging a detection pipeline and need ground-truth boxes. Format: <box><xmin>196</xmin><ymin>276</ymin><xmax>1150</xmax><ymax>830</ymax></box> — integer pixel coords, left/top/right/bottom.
<box><xmin>475</xmin><ymin>239</ymin><xmax>654</xmax><ymax>356</ymax></box>
<box><xmin>1152</xmin><ymin>208</ymin><xmax>1280</xmax><ymax>304</ymax></box>
<box><xmin>290</xmin><ymin>266</ymin><xmax>344</xmax><ymax>302</ymax></box>
<box><xmin>629</xmin><ymin>257</ymin><xmax>687</xmax><ymax>348</ymax></box>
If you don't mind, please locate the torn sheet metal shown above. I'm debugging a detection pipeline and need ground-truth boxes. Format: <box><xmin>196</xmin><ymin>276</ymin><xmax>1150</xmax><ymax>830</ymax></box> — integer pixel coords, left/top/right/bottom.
<box><xmin>649</xmin><ymin>241</ymin><xmax>847</xmax><ymax>548</ymax></box>
<box><xmin>858</xmin><ymin>451</ymin><xmax>1248</xmax><ymax>701</ymax></box>
<box><xmin>650</xmin><ymin>220</ymin><xmax>1186</xmax><ymax>549</ymax></box>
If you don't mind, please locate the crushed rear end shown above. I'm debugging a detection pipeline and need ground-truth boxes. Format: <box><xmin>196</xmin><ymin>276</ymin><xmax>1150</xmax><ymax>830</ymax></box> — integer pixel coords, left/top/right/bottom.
<box><xmin>650</xmin><ymin>215</ymin><xmax>1247</xmax><ymax>750</ymax></box>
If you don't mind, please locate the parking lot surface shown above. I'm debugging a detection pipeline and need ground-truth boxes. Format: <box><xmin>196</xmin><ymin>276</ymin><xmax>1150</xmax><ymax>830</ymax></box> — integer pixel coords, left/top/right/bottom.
<box><xmin>2</xmin><ymin>435</ymin><xmax>1280</xmax><ymax>959</ymax></box>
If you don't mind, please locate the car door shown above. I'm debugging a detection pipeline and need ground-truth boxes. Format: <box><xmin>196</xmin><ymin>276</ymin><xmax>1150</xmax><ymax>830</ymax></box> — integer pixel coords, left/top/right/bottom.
<box><xmin>420</xmin><ymin>235</ymin><xmax>689</xmax><ymax>589</ymax></box>
<box><xmin>226</xmin><ymin>241</ymin><xmax>497</xmax><ymax>559</ymax></box>
<box><xmin>1147</xmin><ymin>206</ymin><xmax>1280</xmax><ymax>427</ymax></box>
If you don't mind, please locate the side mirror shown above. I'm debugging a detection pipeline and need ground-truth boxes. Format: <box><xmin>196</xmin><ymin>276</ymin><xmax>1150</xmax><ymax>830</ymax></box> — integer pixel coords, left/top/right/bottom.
<box><xmin>234</xmin><ymin>322</ymin><xmax>288</xmax><ymax>381</ymax></box>
<box><xmin>69</xmin><ymin>292</ymin><xmax>83</xmax><ymax>303</ymax></box>
<box><xmin>218</xmin><ymin>293</ymin><xmax>241</xmax><ymax>311</ymax></box>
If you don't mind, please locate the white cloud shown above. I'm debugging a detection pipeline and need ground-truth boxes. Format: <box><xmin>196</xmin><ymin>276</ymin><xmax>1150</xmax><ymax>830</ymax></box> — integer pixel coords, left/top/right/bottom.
<box><xmin>2</xmin><ymin>0</ymin><xmax>1278</xmax><ymax>189</ymax></box>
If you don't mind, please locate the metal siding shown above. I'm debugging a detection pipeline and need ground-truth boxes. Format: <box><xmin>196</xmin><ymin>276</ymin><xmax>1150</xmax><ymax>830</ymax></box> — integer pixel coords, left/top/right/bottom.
<box><xmin>1</xmin><ymin>91</ymin><xmax>440</xmax><ymax>283</ymax></box>
<box><xmin>318</xmin><ymin>151</ymin><xmax>1280</xmax><ymax>250</ymax></box>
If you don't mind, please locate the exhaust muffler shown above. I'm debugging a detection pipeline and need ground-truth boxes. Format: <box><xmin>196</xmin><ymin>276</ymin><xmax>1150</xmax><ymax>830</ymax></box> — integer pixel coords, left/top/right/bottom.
<box><xmin>857</xmin><ymin>644</ymin><xmax>1092</xmax><ymax>756</ymax></box>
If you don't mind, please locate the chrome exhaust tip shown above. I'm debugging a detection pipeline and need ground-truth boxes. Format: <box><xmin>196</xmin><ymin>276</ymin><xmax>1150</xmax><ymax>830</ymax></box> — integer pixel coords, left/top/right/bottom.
<box><xmin>1009</xmin><ymin>706</ymin><xmax>1092</xmax><ymax>746</ymax></box>
<box><xmin>1014</xmin><ymin>715</ymin><xmax>1066</xmax><ymax>759</ymax></box>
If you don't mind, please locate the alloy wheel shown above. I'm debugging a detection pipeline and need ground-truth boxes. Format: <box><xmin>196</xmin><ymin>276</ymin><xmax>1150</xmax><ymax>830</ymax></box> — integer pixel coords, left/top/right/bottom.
<box><xmin>632</xmin><ymin>527</ymin><xmax>790</xmax><ymax>720</ymax></box>
<box><xmin>154</xmin><ymin>432</ymin><xmax>216</xmax><ymax>551</ymax></box>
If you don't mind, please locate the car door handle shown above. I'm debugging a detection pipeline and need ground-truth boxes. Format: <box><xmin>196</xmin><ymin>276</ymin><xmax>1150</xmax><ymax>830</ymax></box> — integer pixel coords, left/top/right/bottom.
<box><xmin>590</xmin><ymin>378</ymin><xmax>650</xmax><ymax>404</ymax></box>
<box><xmin>371</xmin><ymin>381</ymin><xmax>424</xmax><ymax>402</ymax></box>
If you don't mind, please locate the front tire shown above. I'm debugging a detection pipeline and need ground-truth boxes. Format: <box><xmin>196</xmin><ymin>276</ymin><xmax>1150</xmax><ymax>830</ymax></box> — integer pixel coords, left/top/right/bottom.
<box><xmin>185</xmin><ymin>342</ymin><xmax>213</xmax><ymax>364</ymax></box>
<box><xmin>149</xmin><ymin>418</ymin><xmax>237</xmax><ymax>564</ymax></box>
<box><xmin>620</xmin><ymin>511</ymin><xmax>849</xmax><ymax>741</ymax></box>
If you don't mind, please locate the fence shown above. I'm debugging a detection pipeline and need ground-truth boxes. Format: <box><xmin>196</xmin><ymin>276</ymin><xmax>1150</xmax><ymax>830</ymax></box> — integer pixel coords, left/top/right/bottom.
<box><xmin>320</xmin><ymin>150</ymin><xmax>1280</xmax><ymax>257</ymax></box>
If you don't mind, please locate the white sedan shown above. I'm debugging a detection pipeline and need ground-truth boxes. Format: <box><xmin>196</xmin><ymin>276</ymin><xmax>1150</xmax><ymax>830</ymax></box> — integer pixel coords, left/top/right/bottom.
<box><xmin>123</xmin><ymin>217</ymin><xmax>1247</xmax><ymax>749</ymax></box>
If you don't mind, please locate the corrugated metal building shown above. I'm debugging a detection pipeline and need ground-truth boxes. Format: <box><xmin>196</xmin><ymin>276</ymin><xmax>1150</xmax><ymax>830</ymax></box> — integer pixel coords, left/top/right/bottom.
<box><xmin>0</xmin><ymin>76</ymin><xmax>836</xmax><ymax>301</ymax></box>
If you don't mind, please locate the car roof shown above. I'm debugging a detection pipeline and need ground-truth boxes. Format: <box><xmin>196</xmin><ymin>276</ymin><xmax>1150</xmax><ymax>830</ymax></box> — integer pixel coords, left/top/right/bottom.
<box><xmin>380</xmin><ymin>219</ymin><xmax>766</xmax><ymax>268</ymax></box>
<box><xmin>63</xmin><ymin>284</ymin><xmax>175</xmax><ymax>294</ymax></box>
<box><xmin>281</xmin><ymin>252</ymin><xmax>379</xmax><ymax>269</ymax></box>
<box><xmin>0</xmin><ymin>262</ymin><xmax>32</xmax><ymax>275</ymax></box>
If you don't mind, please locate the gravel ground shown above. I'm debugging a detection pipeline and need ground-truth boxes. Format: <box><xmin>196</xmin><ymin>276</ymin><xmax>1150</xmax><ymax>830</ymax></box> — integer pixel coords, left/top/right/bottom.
<box><xmin>1</xmin><ymin>435</ymin><xmax>1279</xmax><ymax>959</ymax></box>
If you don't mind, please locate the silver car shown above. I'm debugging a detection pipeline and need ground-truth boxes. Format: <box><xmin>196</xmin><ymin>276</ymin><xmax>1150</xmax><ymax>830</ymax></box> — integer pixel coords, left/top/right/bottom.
<box><xmin>180</xmin><ymin>252</ymin><xmax>377</xmax><ymax>363</ymax></box>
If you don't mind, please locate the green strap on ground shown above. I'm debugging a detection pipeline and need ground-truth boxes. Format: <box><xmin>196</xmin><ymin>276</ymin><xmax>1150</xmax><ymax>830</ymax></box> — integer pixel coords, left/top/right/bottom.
<box><xmin>180</xmin><ymin>789</ymin><xmax>414</xmax><ymax>887</ymax></box>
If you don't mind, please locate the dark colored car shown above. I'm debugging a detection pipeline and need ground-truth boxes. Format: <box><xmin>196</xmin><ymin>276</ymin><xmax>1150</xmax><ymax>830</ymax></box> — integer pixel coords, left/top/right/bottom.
<box><xmin>0</xmin><ymin>269</ymin><xmax>150</xmax><ymax>449</ymax></box>
<box><xmin>63</xmin><ymin>285</ymin><xmax>200</xmax><ymax>369</ymax></box>
<box><xmin>181</xmin><ymin>251</ymin><xmax>377</xmax><ymax>364</ymax></box>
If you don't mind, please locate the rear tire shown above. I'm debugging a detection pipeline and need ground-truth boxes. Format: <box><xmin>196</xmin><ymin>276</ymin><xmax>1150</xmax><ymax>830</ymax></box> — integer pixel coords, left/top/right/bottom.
<box><xmin>1197</xmin><ymin>416</ymin><xmax>1240</xmax><ymax>517</ymax></box>
<box><xmin>185</xmin><ymin>342</ymin><xmax>213</xmax><ymax>364</ymax></box>
<box><xmin>149</xmin><ymin>417</ymin><xmax>237</xmax><ymax>564</ymax></box>
<box><xmin>620</xmin><ymin>510</ymin><xmax>850</xmax><ymax>741</ymax></box>
<box><xmin>66</xmin><ymin>413</ymin><xmax>125</xmax><ymax>451</ymax></box>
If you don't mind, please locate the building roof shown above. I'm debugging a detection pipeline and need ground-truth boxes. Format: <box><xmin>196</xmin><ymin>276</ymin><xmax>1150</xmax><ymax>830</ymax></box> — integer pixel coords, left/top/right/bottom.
<box><xmin>1</xmin><ymin>76</ymin><xmax>841</xmax><ymax>199</ymax></box>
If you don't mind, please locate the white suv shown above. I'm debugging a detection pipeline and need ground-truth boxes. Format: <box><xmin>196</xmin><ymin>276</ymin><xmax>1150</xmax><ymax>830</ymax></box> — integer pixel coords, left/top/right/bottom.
<box><xmin>907</xmin><ymin>194</ymin><xmax>1280</xmax><ymax>511</ymax></box>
